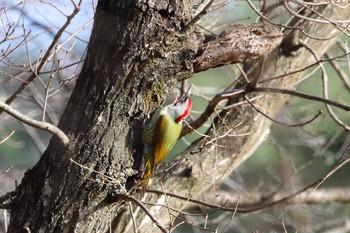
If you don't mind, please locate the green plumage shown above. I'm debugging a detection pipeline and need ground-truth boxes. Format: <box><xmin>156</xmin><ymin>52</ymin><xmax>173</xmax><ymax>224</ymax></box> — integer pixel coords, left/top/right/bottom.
<box><xmin>142</xmin><ymin>110</ymin><xmax>182</xmax><ymax>187</ymax></box>
<box><xmin>142</xmin><ymin>85</ymin><xmax>192</xmax><ymax>187</ymax></box>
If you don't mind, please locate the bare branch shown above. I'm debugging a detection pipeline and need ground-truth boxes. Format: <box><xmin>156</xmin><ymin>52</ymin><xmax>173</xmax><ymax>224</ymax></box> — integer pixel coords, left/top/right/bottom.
<box><xmin>0</xmin><ymin>101</ymin><xmax>69</xmax><ymax>145</ymax></box>
<box><xmin>0</xmin><ymin>131</ymin><xmax>15</xmax><ymax>144</ymax></box>
<box><xmin>300</xmin><ymin>40</ymin><xmax>350</xmax><ymax>131</ymax></box>
<box><xmin>0</xmin><ymin>1</ymin><xmax>82</xmax><ymax>113</ymax></box>
<box><xmin>186</xmin><ymin>0</ymin><xmax>216</xmax><ymax>28</ymax></box>
<box><xmin>259</xmin><ymin>51</ymin><xmax>350</xmax><ymax>84</ymax></box>
<box><xmin>146</xmin><ymin>189</ymin><xmax>246</xmax><ymax>213</ymax></box>
<box><xmin>246</xmin><ymin>0</ymin><xmax>346</xmax><ymax>41</ymax></box>
<box><xmin>202</xmin><ymin>187</ymin><xmax>350</xmax><ymax>208</ymax></box>
<box><xmin>241</xmin><ymin>143</ymin><xmax>350</xmax><ymax>212</ymax></box>
<box><xmin>124</xmin><ymin>195</ymin><xmax>168</xmax><ymax>233</ymax></box>
<box><xmin>254</xmin><ymin>86</ymin><xmax>350</xmax><ymax>111</ymax></box>
<box><xmin>325</xmin><ymin>52</ymin><xmax>350</xmax><ymax>92</ymax></box>
<box><xmin>285</xmin><ymin>0</ymin><xmax>350</xmax><ymax>24</ymax></box>
<box><xmin>244</xmin><ymin>95</ymin><xmax>322</xmax><ymax>127</ymax></box>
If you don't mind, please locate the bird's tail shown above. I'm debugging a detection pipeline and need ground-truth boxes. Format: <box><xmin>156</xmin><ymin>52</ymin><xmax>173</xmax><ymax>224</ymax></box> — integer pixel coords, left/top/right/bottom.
<box><xmin>142</xmin><ymin>158</ymin><xmax>154</xmax><ymax>188</ymax></box>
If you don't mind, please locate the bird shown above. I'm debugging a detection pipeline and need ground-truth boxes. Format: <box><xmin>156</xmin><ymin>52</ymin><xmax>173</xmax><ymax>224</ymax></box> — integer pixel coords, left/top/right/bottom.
<box><xmin>142</xmin><ymin>85</ymin><xmax>193</xmax><ymax>187</ymax></box>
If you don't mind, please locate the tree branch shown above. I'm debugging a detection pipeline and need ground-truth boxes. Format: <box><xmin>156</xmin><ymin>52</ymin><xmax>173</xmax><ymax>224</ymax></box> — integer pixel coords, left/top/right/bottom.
<box><xmin>193</xmin><ymin>24</ymin><xmax>283</xmax><ymax>72</ymax></box>
<box><xmin>0</xmin><ymin>131</ymin><xmax>15</xmax><ymax>144</ymax></box>
<box><xmin>244</xmin><ymin>95</ymin><xmax>322</xmax><ymax>127</ymax></box>
<box><xmin>186</xmin><ymin>0</ymin><xmax>216</xmax><ymax>28</ymax></box>
<box><xmin>254</xmin><ymin>86</ymin><xmax>350</xmax><ymax>111</ymax></box>
<box><xmin>147</xmin><ymin>187</ymin><xmax>350</xmax><ymax>213</ymax></box>
<box><xmin>300</xmin><ymin>40</ymin><xmax>350</xmax><ymax>131</ymax></box>
<box><xmin>0</xmin><ymin>101</ymin><xmax>69</xmax><ymax>145</ymax></box>
<box><xmin>181</xmin><ymin>88</ymin><xmax>246</xmax><ymax>137</ymax></box>
<box><xmin>325</xmin><ymin>52</ymin><xmax>350</xmax><ymax>92</ymax></box>
<box><xmin>201</xmin><ymin>187</ymin><xmax>350</xmax><ymax>207</ymax></box>
<box><xmin>120</xmin><ymin>194</ymin><xmax>168</xmax><ymax>233</ymax></box>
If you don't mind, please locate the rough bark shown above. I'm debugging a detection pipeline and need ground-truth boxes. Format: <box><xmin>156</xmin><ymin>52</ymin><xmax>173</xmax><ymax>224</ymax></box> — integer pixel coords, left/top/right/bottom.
<box><xmin>6</xmin><ymin>1</ymin><xmax>350</xmax><ymax>233</ymax></box>
<box><xmin>193</xmin><ymin>24</ymin><xmax>283</xmax><ymax>72</ymax></box>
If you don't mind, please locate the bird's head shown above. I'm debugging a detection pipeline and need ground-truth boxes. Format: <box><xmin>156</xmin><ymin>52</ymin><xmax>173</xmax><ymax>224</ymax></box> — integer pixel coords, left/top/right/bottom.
<box><xmin>163</xmin><ymin>85</ymin><xmax>192</xmax><ymax>123</ymax></box>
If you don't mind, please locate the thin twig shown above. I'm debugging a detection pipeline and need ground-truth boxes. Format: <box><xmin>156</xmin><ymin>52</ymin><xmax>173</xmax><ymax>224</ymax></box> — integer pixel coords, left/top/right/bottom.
<box><xmin>1</xmin><ymin>0</ymin><xmax>82</xmax><ymax>113</ymax></box>
<box><xmin>246</xmin><ymin>0</ymin><xmax>345</xmax><ymax>41</ymax></box>
<box><xmin>42</xmin><ymin>49</ymin><xmax>56</xmax><ymax>121</ymax></box>
<box><xmin>128</xmin><ymin>202</ymin><xmax>138</xmax><ymax>233</ymax></box>
<box><xmin>0</xmin><ymin>166</ymin><xmax>13</xmax><ymax>178</ymax></box>
<box><xmin>146</xmin><ymin>189</ymin><xmax>245</xmax><ymax>213</ymax></box>
<box><xmin>300</xmin><ymin>40</ymin><xmax>350</xmax><ymax>131</ymax></box>
<box><xmin>325</xmin><ymin>52</ymin><xmax>350</xmax><ymax>92</ymax></box>
<box><xmin>243</xmin><ymin>144</ymin><xmax>350</xmax><ymax>212</ymax></box>
<box><xmin>181</xmin><ymin>88</ymin><xmax>246</xmax><ymax>137</ymax></box>
<box><xmin>254</xmin><ymin>87</ymin><xmax>350</xmax><ymax>111</ymax></box>
<box><xmin>0</xmin><ymin>131</ymin><xmax>15</xmax><ymax>144</ymax></box>
<box><xmin>125</xmin><ymin>195</ymin><xmax>168</xmax><ymax>233</ymax></box>
<box><xmin>259</xmin><ymin>52</ymin><xmax>350</xmax><ymax>84</ymax></box>
<box><xmin>285</xmin><ymin>0</ymin><xmax>350</xmax><ymax>24</ymax></box>
<box><xmin>244</xmin><ymin>95</ymin><xmax>322</xmax><ymax>127</ymax></box>
<box><xmin>185</xmin><ymin>0</ymin><xmax>216</xmax><ymax>29</ymax></box>
<box><xmin>158</xmin><ymin>180</ymin><xmax>173</xmax><ymax>231</ymax></box>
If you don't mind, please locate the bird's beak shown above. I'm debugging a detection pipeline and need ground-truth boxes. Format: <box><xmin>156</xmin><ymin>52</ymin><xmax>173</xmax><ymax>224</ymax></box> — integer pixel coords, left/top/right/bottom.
<box><xmin>174</xmin><ymin>85</ymin><xmax>193</xmax><ymax>105</ymax></box>
<box><xmin>184</xmin><ymin>84</ymin><xmax>192</xmax><ymax>98</ymax></box>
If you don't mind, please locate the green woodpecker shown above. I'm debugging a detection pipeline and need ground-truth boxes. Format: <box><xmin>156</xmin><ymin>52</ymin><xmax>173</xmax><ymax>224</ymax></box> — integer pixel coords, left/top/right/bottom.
<box><xmin>142</xmin><ymin>86</ymin><xmax>192</xmax><ymax>187</ymax></box>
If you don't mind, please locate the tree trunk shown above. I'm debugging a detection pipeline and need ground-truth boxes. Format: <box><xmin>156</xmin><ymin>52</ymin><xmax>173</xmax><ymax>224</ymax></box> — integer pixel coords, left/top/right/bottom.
<box><xmin>7</xmin><ymin>1</ymin><xmax>350</xmax><ymax>232</ymax></box>
<box><xmin>8</xmin><ymin>1</ymin><xmax>199</xmax><ymax>232</ymax></box>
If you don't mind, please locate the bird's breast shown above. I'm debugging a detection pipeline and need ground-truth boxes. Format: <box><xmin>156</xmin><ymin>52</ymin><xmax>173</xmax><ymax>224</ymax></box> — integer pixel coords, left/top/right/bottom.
<box><xmin>153</xmin><ymin>114</ymin><xmax>182</xmax><ymax>164</ymax></box>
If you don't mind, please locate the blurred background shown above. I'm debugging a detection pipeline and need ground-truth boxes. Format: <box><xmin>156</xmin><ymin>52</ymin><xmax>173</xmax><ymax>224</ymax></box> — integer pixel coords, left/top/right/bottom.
<box><xmin>1</xmin><ymin>1</ymin><xmax>349</xmax><ymax>232</ymax></box>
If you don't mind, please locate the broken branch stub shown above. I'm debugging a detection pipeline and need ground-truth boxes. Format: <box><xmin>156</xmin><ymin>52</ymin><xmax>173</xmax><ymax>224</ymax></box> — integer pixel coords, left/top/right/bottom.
<box><xmin>194</xmin><ymin>24</ymin><xmax>283</xmax><ymax>72</ymax></box>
